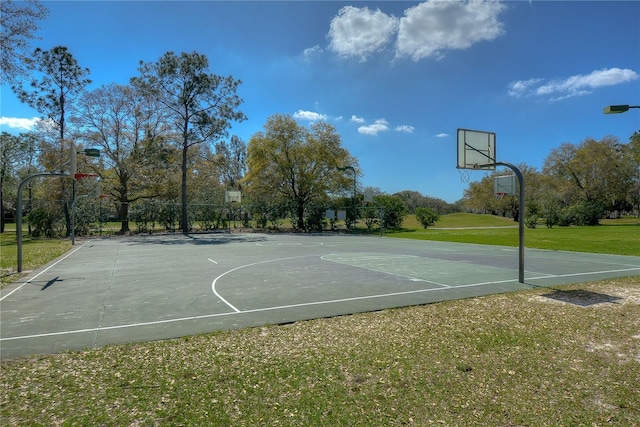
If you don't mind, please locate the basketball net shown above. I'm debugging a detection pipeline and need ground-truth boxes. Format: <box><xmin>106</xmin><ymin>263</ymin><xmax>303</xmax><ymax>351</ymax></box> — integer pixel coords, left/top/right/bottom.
<box><xmin>495</xmin><ymin>192</ymin><xmax>506</xmax><ymax>200</ymax></box>
<box><xmin>457</xmin><ymin>168</ymin><xmax>472</xmax><ymax>184</ymax></box>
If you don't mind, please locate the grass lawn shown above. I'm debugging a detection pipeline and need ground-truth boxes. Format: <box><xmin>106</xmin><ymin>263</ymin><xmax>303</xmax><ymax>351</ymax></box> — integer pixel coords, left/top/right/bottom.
<box><xmin>1</xmin><ymin>213</ymin><xmax>639</xmax><ymax>425</ymax></box>
<box><xmin>2</xmin><ymin>277</ymin><xmax>639</xmax><ymax>426</ymax></box>
<box><xmin>0</xmin><ymin>227</ymin><xmax>72</xmax><ymax>288</ymax></box>
<box><xmin>394</xmin><ymin>213</ymin><xmax>640</xmax><ymax>256</ymax></box>
<box><xmin>406</xmin><ymin>212</ymin><xmax>518</xmax><ymax>228</ymax></box>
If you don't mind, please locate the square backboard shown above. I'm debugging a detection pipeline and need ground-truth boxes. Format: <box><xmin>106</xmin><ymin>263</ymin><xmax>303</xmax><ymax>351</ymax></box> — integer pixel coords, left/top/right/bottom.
<box><xmin>225</xmin><ymin>190</ymin><xmax>241</xmax><ymax>203</ymax></box>
<box><xmin>494</xmin><ymin>174</ymin><xmax>516</xmax><ymax>195</ymax></box>
<box><xmin>457</xmin><ymin>128</ymin><xmax>496</xmax><ymax>170</ymax></box>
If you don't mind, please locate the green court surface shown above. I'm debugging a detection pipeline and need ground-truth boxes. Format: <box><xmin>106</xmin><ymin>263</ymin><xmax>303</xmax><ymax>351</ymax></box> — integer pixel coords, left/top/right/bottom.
<box><xmin>1</xmin><ymin>233</ymin><xmax>639</xmax><ymax>359</ymax></box>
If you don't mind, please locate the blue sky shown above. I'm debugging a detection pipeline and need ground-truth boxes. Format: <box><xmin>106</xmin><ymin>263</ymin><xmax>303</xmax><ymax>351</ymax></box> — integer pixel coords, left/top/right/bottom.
<box><xmin>1</xmin><ymin>0</ymin><xmax>639</xmax><ymax>203</ymax></box>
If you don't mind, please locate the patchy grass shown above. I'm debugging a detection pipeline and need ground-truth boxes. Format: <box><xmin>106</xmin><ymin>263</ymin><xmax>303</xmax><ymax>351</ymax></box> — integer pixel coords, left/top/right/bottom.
<box><xmin>2</xmin><ymin>276</ymin><xmax>639</xmax><ymax>426</ymax></box>
<box><xmin>0</xmin><ymin>229</ymin><xmax>71</xmax><ymax>288</ymax></box>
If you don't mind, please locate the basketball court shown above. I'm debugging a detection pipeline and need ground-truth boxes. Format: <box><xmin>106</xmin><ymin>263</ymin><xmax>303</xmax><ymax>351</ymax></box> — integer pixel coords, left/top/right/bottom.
<box><xmin>2</xmin><ymin>128</ymin><xmax>637</xmax><ymax>359</ymax></box>
<box><xmin>2</xmin><ymin>233</ymin><xmax>639</xmax><ymax>360</ymax></box>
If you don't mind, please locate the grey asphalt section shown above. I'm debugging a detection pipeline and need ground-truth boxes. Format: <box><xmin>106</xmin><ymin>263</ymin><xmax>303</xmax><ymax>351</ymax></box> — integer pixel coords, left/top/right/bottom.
<box><xmin>1</xmin><ymin>233</ymin><xmax>639</xmax><ymax>359</ymax></box>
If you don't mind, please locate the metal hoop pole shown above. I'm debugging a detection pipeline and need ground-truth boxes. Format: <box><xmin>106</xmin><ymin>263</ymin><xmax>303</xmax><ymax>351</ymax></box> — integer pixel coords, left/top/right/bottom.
<box><xmin>17</xmin><ymin>173</ymin><xmax>69</xmax><ymax>272</ymax></box>
<box><xmin>481</xmin><ymin>162</ymin><xmax>525</xmax><ymax>283</ymax></box>
<box><xmin>496</xmin><ymin>162</ymin><xmax>525</xmax><ymax>283</ymax></box>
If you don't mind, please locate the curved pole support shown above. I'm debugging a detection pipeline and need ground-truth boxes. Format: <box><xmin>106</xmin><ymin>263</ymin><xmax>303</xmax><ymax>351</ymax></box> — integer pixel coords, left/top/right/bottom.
<box><xmin>493</xmin><ymin>162</ymin><xmax>525</xmax><ymax>283</ymax></box>
<box><xmin>16</xmin><ymin>173</ymin><xmax>69</xmax><ymax>272</ymax></box>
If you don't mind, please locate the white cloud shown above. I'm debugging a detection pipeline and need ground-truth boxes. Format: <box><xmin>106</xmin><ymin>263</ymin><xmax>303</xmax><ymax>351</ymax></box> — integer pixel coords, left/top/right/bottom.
<box><xmin>396</xmin><ymin>0</ymin><xmax>506</xmax><ymax>61</ymax></box>
<box><xmin>395</xmin><ymin>125</ymin><xmax>414</xmax><ymax>133</ymax></box>
<box><xmin>350</xmin><ymin>115</ymin><xmax>366</xmax><ymax>124</ymax></box>
<box><xmin>293</xmin><ymin>110</ymin><xmax>328</xmax><ymax>121</ymax></box>
<box><xmin>0</xmin><ymin>116</ymin><xmax>41</xmax><ymax>131</ymax></box>
<box><xmin>358</xmin><ymin>119</ymin><xmax>389</xmax><ymax>136</ymax></box>
<box><xmin>537</xmin><ymin>68</ymin><xmax>638</xmax><ymax>98</ymax></box>
<box><xmin>434</xmin><ymin>132</ymin><xmax>449</xmax><ymax>138</ymax></box>
<box><xmin>507</xmin><ymin>68</ymin><xmax>639</xmax><ymax>101</ymax></box>
<box><xmin>328</xmin><ymin>6</ymin><xmax>399</xmax><ymax>61</ymax></box>
<box><xmin>302</xmin><ymin>44</ymin><xmax>323</xmax><ymax>61</ymax></box>
<box><xmin>507</xmin><ymin>78</ymin><xmax>543</xmax><ymax>97</ymax></box>
<box><xmin>326</xmin><ymin>1</ymin><xmax>506</xmax><ymax>63</ymax></box>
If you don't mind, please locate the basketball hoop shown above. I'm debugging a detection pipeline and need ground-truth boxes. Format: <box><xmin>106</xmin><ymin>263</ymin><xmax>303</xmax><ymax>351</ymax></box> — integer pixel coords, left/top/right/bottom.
<box><xmin>74</xmin><ymin>173</ymin><xmax>98</xmax><ymax>180</ymax></box>
<box><xmin>495</xmin><ymin>192</ymin><xmax>507</xmax><ymax>200</ymax></box>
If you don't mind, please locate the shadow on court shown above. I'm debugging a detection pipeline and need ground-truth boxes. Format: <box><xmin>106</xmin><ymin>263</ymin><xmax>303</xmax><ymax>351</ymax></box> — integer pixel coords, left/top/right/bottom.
<box><xmin>126</xmin><ymin>233</ymin><xmax>269</xmax><ymax>246</ymax></box>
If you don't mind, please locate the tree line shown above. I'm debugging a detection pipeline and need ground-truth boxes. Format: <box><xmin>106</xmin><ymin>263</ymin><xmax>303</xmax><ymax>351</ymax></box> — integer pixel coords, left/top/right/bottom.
<box><xmin>462</xmin><ymin>133</ymin><xmax>640</xmax><ymax>227</ymax></box>
<box><xmin>1</xmin><ymin>1</ymin><xmax>637</xmax><ymax>237</ymax></box>
<box><xmin>0</xmin><ymin>1</ymin><xmax>453</xmax><ymax>235</ymax></box>
<box><xmin>0</xmin><ymin>40</ymin><xmax>416</xmax><ymax>235</ymax></box>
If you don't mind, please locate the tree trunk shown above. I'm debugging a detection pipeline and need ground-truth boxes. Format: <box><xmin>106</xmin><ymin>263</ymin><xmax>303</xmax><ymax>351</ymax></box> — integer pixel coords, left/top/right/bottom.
<box><xmin>297</xmin><ymin>200</ymin><xmax>305</xmax><ymax>230</ymax></box>
<box><xmin>181</xmin><ymin>144</ymin><xmax>189</xmax><ymax>234</ymax></box>
<box><xmin>0</xmin><ymin>186</ymin><xmax>5</xmax><ymax>233</ymax></box>
<box><xmin>119</xmin><ymin>201</ymin><xmax>130</xmax><ymax>234</ymax></box>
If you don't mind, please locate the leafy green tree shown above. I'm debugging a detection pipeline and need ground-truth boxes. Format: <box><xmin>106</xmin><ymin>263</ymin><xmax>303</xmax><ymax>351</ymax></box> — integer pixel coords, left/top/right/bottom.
<box><xmin>394</xmin><ymin>190</ymin><xmax>453</xmax><ymax>214</ymax></box>
<box><xmin>0</xmin><ymin>132</ymin><xmax>22</xmax><ymax>232</ymax></box>
<box><xmin>462</xmin><ymin>172</ymin><xmax>512</xmax><ymax>216</ymax></box>
<box><xmin>462</xmin><ymin>176</ymin><xmax>493</xmax><ymax>214</ymax></box>
<box><xmin>0</xmin><ymin>0</ymin><xmax>48</xmax><ymax>84</ymax></box>
<box><xmin>215</xmin><ymin>135</ymin><xmax>247</xmax><ymax>190</ymax></box>
<box><xmin>244</xmin><ymin>114</ymin><xmax>357</xmax><ymax>230</ymax></box>
<box><xmin>13</xmin><ymin>45</ymin><xmax>91</xmax><ymax>235</ymax></box>
<box><xmin>415</xmin><ymin>207</ymin><xmax>440</xmax><ymax>228</ymax></box>
<box><xmin>77</xmin><ymin>83</ymin><xmax>176</xmax><ymax>233</ymax></box>
<box><xmin>13</xmin><ymin>46</ymin><xmax>90</xmax><ymax>147</ymax></box>
<box><xmin>189</xmin><ymin>144</ymin><xmax>227</xmax><ymax>229</ymax></box>
<box><xmin>15</xmin><ymin>133</ymin><xmax>41</xmax><ymax>235</ymax></box>
<box><xmin>543</xmin><ymin>136</ymin><xmax>636</xmax><ymax>224</ymax></box>
<box><xmin>374</xmin><ymin>194</ymin><xmax>406</xmax><ymax>229</ymax></box>
<box><xmin>532</xmin><ymin>173</ymin><xmax>562</xmax><ymax>228</ymax></box>
<box><xmin>623</xmin><ymin>131</ymin><xmax>640</xmax><ymax>215</ymax></box>
<box><xmin>131</xmin><ymin>51</ymin><xmax>246</xmax><ymax>233</ymax></box>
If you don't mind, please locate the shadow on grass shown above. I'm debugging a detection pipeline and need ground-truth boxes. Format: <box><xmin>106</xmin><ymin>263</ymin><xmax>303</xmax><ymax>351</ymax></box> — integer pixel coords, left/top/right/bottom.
<box><xmin>543</xmin><ymin>289</ymin><xmax>623</xmax><ymax>307</ymax></box>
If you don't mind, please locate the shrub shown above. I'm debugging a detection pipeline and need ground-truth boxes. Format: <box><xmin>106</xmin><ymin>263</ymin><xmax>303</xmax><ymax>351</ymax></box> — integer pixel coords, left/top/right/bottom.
<box><xmin>558</xmin><ymin>207</ymin><xmax>575</xmax><ymax>226</ymax></box>
<box><xmin>415</xmin><ymin>207</ymin><xmax>440</xmax><ymax>228</ymax></box>
<box><xmin>304</xmin><ymin>205</ymin><xmax>326</xmax><ymax>232</ymax></box>
<box><xmin>26</xmin><ymin>208</ymin><xmax>57</xmax><ymax>237</ymax></box>
<box><xmin>573</xmin><ymin>201</ymin><xmax>604</xmax><ymax>226</ymax></box>
<box><xmin>375</xmin><ymin>195</ymin><xmax>406</xmax><ymax>229</ymax></box>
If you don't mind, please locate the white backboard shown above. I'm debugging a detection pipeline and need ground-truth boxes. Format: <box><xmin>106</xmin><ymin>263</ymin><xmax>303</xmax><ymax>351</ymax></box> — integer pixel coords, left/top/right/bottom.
<box><xmin>225</xmin><ymin>190</ymin><xmax>241</xmax><ymax>203</ymax></box>
<box><xmin>457</xmin><ymin>128</ymin><xmax>496</xmax><ymax>170</ymax></box>
<box><xmin>494</xmin><ymin>174</ymin><xmax>516</xmax><ymax>195</ymax></box>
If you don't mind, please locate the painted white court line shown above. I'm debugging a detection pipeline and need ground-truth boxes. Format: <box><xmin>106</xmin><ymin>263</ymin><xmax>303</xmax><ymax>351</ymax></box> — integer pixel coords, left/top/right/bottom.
<box><xmin>3</xmin><ymin>256</ymin><xmax>638</xmax><ymax>344</ymax></box>
<box><xmin>211</xmin><ymin>255</ymin><xmax>318</xmax><ymax>313</ymax></box>
<box><xmin>2</xmin><ymin>276</ymin><xmax>520</xmax><ymax>342</ymax></box>
<box><xmin>255</xmin><ymin>242</ymin><xmax>325</xmax><ymax>247</ymax></box>
<box><xmin>526</xmin><ymin>267</ymin><xmax>640</xmax><ymax>281</ymax></box>
<box><xmin>320</xmin><ymin>253</ymin><xmax>451</xmax><ymax>288</ymax></box>
<box><xmin>0</xmin><ymin>241</ymin><xmax>90</xmax><ymax>302</ymax></box>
